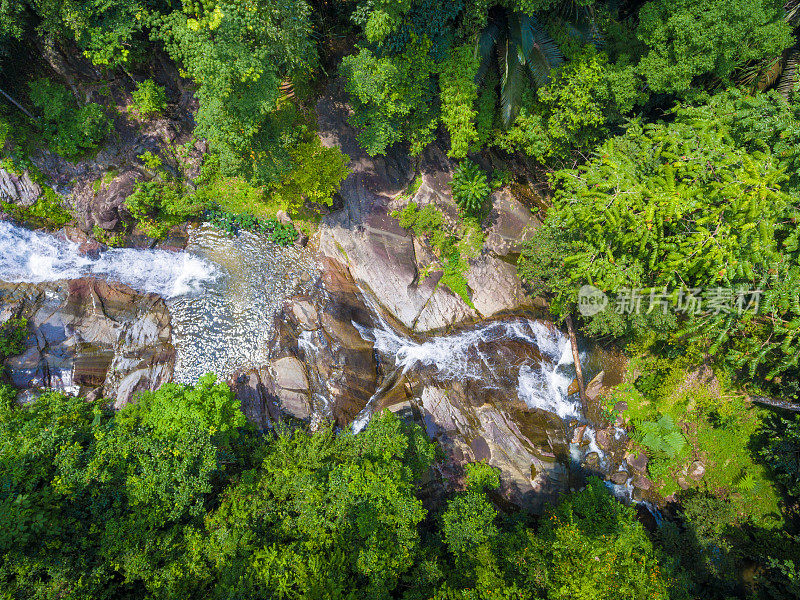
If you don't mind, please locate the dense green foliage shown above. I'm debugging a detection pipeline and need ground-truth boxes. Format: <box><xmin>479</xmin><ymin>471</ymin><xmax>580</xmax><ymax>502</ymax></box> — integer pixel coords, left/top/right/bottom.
<box><xmin>392</xmin><ymin>197</ymin><xmax>483</xmax><ymax>307</ymax></box>
<box><xmin>450</xmin><ymin>160</ymin><xmax>490</xmax><ymax>217</ymax></box>
<box><xmin>125</xmin><ymin>179</ymin><xmax>202</xmax><ymax>239</ymax></box>
<box><xmin>129</xmin><ymin>79</ymin><xmax>168</xmax><ymax>118</ymax></box>
<box><xmin>634</xmin><ymin>0</ymin><xmax>791</xmax><ymax>94</ymax></box>
<box><xmin>0</xmin><ymin>317</ymin><xmax>27</xmax><ymax>360</ymax></box>
<box><xmin>760</xmin><ymin>413</ymin><xmax>800</xmax><ymax>500</ymax></box>
<box><xmin>3</xmin><ymin>2</ymin><xmax>800</xmax><ymax>599</ymax></box>
<box><xmin>28</xmin><ymin>79</ymin><xmax>110</xmax><ymax>158</ymax></box>
<box><xmin>340</xmin><ymin>38</ymin><xmax>439</xmax><ymax>156</ymax></box>
<box><xmin>0</xmin><ymin>381</ymin><xmax>684</xmax><ymax>599</ymax></box>
<box><xmin>153</xmin><ymin>1</ymin><xmax>317</xmax><ymax>184</ymax></box>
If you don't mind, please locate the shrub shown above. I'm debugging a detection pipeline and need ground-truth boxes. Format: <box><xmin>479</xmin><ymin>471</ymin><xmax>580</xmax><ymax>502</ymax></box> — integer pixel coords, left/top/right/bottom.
<box><xmin>451</xmin><ymin>160</ymin><xmax>489</xmax><ymax>218</ymax></box>
<box><xmin>274</xmin><ymin>137</ymin><xmax>350</xmax><ymax>211</ymax></box>
<box><xmin>130</xmin><ymin>79</ymin><xmax>168</xmax><ymax>117</ymax></box>
<box><xmin>0</xmin><ymin>318</ymin><xmax>27</xmax><ymax>360</ymax></box>
<box><xmin>0</xmin><ymin>185</ymin><xmax>71</xmax><ymax>229</ymax></box>
<box><xmin>28</xmin><ymin>79</ymin><xmax>110</xmax><ymax>158</ymax></box>
<box><xmin>125</xmin><ymin>180</ymin><xmax>202</xmax><ymax>239</ymax></box>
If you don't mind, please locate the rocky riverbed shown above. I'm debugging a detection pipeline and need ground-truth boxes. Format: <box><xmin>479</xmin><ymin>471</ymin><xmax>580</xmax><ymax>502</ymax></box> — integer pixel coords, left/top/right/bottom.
<box><xmin>0</xmin><ymin>80</ymin><xmax>646</xmax><ymax>512</ymax></box>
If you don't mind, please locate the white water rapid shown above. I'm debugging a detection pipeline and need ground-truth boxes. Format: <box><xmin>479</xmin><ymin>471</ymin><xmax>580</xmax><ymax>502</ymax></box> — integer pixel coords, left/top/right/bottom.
<box><xmin>0</xmin><ymin>221</ymin><xmax>215</xmax><ymax>298</ymax></box>
<box><xmin>0</xmin><ymin>221</ymin><xmax>317</xmax><ymax>383</ymax></box>
<box><xmin>351</xmin><ymin>317</ymin><xmax>583</xmax><ymax>431</ymax></box>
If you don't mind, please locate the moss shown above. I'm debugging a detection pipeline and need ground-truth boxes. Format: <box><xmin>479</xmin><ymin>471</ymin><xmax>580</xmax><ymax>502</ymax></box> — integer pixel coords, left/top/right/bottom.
<box><xmin>612</xmin><ymin>351</ymin><xmax>783</xmax><ymax>526</ymax></box>
<box><xmin>1</xmin><ymin>185</ymin><xmax>71</xmax><ymax>230</ymax></box>
<box><xmin>0</xmin><ymin>317</ymin><xmax>28</xmax><ymax>360</ymax></box>
<box><xmin>92</xmin><ymin>226</ymin><xmax>125</xmax><ymax>248</ymax></box>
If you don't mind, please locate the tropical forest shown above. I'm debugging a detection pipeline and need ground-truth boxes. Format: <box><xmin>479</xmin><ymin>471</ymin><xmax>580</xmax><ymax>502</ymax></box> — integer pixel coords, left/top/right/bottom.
<box><xmin>1</xmin><ymin>0</ymin><xmax>799</xmax><ymax>598</ymax></box>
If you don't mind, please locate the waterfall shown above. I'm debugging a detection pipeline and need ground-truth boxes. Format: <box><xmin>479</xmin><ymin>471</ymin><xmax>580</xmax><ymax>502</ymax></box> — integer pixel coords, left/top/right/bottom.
<box><xmin>0</xmin><ymin>221</ymin><xmax>215</xmax><ymax>298</ymax></box>
<box><xmin>352</xmin><ymin>317</ymin><xmax>582</xmax><ymax>431</ymax></box>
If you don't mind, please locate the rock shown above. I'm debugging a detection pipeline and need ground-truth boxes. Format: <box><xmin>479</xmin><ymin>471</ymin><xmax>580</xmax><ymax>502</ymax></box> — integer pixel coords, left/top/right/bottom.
<box><xmin>275</xmin><ymin>389</ymin><xmax>312</xmax><ymax>421</ymax></box>
<box><xmin>194</xmin><ymin>139</ymin><xmax>209</xmax><ymax>154</ymax></box>
<box><xmin>75</xmin><ymin>170</ymin><xmax>141</xmax><ymax>232</ymax></box>
<box><xmin>610</xmin><ymin>470</ymin><xmax>630</xmax><ymax>485</ymax></box>
<box><xmin>571</xmin><ymin>423</ymin><xmax>587</xmax><ymax>444</ymax></box>
<box><xmin>320</xmin><ymin>209</ymin><xmax>477</xmax><ymax>332</ymax></box>
<box><xmin>230</xmin><ymin>368</ymin><xmax>280</xmax><ymax>428</ymax></box>
<box><xmin>568</xmin><ymin>379</ymin><xmax>580</xmax><ymax>396</ymax></box>
<box><xmin>1</xmin><ymin>278</ymin><xmax>174</xmax><ymax>405</ymax></box>
<box><xmin>316</xmin><ymin>84</ymin><xmax>482</xmax><ymax>333</ymax></box>
<box><xmin>688</xmin><ymin>460</ymin><xmax>706</xmax><ymax>482</ymax></box>
<box><xmin>484</xmin><ymin>188</ymin><xmax>539</xmax><ymax>256</ymax></box>
<box><xmin>614</xmin><ymin>401</ymin><xmax>629</xmax><ymax>413</ymax></box>
<box><xmin>0</xmin><ymin>168</ymin><xmax>41</xmax><ymax>207</ymax></box>
<box><xmin>677</xmin><ymin>476</ymin><xmax>691</xmax><ymax>490</ymax></box>
<box><xmin>295</xmin><ymin>232</ymin><xmax>309</xmax><ymax>247</ymax></box>
<box><xmin>585</xmin><ymin>370</ymin><xmax>605</xmax><ymax>402</ymax></box>
<box><xmin>416</xmin><ymin>385</ymin><xmax>568</xmax><ymax>511</ymax></box>
<box><xmin>289</xmin><ymin>299</ymin><xmax>320</xmax><ymax>330</ymax></box>
<box><xmin>271</xmin><ymin>356</ymin><xmax>309</xmax><ymax>391</ymax></box>
<box><xmin>632</xmin><ymin>473</ymin><xmax>652</xmax><ymax>490</ymax></box>
<box><xmin>467</xmin><ymin>254</ymin><xmax>532</xmax><ymax>319</ymax></box>
<box><xmin>595</xmin><ymin>427</ymin><xmax>613</xmax><ymax>451</ymax></box>
<box><xmin>320</xmin><ymin>310</ymin><xmax>373</xmax><ymax>351</ymax></box>
<box><xmin>584</xmin><ymin>452</ymin><xmax>601</xmax><ymax>469</ymax></box>
<box><xmin>626</xmin><ymin>451</ymin><xmax>649</xmax><ymax>474</ymax></box>
<box><xmin>276</xmin><ymin>210</ymin><xmax>292</xmax><ymax>226</ymax></box>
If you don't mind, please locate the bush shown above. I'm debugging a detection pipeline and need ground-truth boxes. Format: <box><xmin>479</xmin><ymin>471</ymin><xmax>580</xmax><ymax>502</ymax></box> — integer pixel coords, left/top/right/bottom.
<box><xmin>0</xmin><ymin>185</ymin><xmax>71</xmax><ymax>229</ymax></box>
<box><xmin>273</xmin><ymin>137</ymin><xmax>350</xmax><ymax>211</ymax></box>
<box><xmin>0</xmin><ymin>318</ymin><xmax>27</xmax><ymax>360</ymax></box>
<box><xmin>450</xmin><ymin>160</ymin><xmax>489</xmax><ymax>218</ymax></box>
<box><xmin>130</xmin><ymin>79</ymin><xmax>168</xmax><ymax>117</ymax></box>
<box><xmin>28</xmin><ymin>79</ymin><xmax>110</xmax><ymax>158</ymax></box>
<box><xmin>125</xmin><ymin>180</ymin><xmax>202</xmax><ymax>238</ymax></box>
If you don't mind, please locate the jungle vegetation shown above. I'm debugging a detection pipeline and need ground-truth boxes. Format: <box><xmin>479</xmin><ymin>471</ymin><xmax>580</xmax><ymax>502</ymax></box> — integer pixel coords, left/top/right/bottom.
<box><xmin>1</xmin><ymin>0</ymin><xmax>800</xmax><ymax>598</ymax></box>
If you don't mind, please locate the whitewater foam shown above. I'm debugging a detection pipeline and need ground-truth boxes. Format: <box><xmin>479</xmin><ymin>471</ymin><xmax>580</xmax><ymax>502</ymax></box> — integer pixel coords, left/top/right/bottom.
<box><xmin>0</xmin><ymin>221</ymin><xmax>215</xmax><ymax>298</ymax></box>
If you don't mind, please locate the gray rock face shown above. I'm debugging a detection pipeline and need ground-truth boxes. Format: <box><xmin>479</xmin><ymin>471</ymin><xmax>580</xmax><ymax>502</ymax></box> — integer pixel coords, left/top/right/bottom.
<box><xmin>0</xmin><ymin>168</ymin><xmax>42</xmax><ymax>207</ymax></box>
<box><xmin>316</xmin><ymin>86</ymin><xmax>532</xmax><ymax>333</ymax></box>
<box><xmin>484</xmin><ymin>188</ymin><xmax>539</xmax><ymax>257</ymax></box>
<box><xmin>1</xmin><ymin>278</ymin><xmax>174</xmax><ymax>406</ymax></box>
<box><xmin>417</xmin><ymin>385</ymin><xmax>569</xmax><ymax>511</ymax></box>
<box><xmin>75</xmin><ymin>170</ymin><xmax>141</xmax><ymax>232</ymax></box>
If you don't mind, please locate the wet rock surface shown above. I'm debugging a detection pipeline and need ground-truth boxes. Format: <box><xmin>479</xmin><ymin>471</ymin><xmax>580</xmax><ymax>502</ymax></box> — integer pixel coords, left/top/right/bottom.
<box><xmin>0</xmin><ymin>168</ymin><xmax>42</xmax><ymax>207</ymax></box>
<box><xmin>1</xmin><ymin>278</ymin><xmax>174</xmax><ymax>406</ymax></box>
<box><xmin>315</xmin><ymin>83</ymin><xmax>533</xmax><ymax>334</ymax></box>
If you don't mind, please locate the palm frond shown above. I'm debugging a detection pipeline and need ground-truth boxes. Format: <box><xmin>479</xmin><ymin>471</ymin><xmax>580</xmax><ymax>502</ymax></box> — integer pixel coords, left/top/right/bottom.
<box><xmin>787</xmin><ymin>0</ymin><xmax>800</xmax><ymax>24</ymax></box>
<box><xmin>475</xmin><ymin>20</ymin><xmax>503</xmax><ymax>85</ymax></box>
<box><xmin>777</xmin><ymin>48</ymin><xmax>800</xmax><ymax>99</ymax></box>
<box><xmin>513</xmin><ymin>13</ymin><xmax>536</xmax><ymax>66</ymax></box>
<box><xmin>757</xmin><ymin>56</ymin><xmax>785</xmax><ymax>91</ymax></box>
<box><xmin>524</xmin><ymin>19</ymin><xmax>564</xmax><ymax>87</ymax></box>
<box><xmin>500</xmin><ymin>43</ymin><xmax>525</xmax><ymax>128</ymax></box>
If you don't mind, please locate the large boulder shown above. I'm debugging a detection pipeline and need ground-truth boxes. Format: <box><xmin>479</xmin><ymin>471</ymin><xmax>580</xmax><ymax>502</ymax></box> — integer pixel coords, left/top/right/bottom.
<box><xmin>484</xmin><ymin>188</ymin><xmax>539</xmax><ymax>256</ymax></box>
<box><xmin>75</xmin><ymin>170</ymin><xmax>141</xmax><ymax>232</ymax></box>
<box><xmin>0</xmin><ymin>168</ymin><xmax>41</xmax><ymax>207</ymax></box>
<box><xmin>1</xmin><ymin>278</ymin><xmax>174</xmax><ymax>405</ymax></box>
<box><xmin>230</xmin><ymin>367</ymin><xmax>281</xmax><ymax>428</ymax></box>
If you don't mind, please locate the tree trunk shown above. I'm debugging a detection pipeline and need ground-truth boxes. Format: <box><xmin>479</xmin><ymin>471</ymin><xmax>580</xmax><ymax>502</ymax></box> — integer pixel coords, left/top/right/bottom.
<box><xmin>0</xmin><ymin>88</ymin><xmax>36</xmax><ymax>121</ymax></box>
<box><xmin>565</xmin><ymin>313</ymin><xmax>587</xmax><ymax>417</ymax></box>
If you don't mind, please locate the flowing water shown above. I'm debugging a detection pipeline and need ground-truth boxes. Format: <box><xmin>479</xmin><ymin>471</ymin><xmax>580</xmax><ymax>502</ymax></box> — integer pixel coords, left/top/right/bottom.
<box><xmin>0</xmin><ymin>221</ymin><xmax>214</xmax><ymax>297</ymax></box>
<box><xmin>351</xmin><ymin>314</ymin><xmax>584</xmax><ymax>431</ymax></box>
<box><xmin>1</xmin><ymin>219</ymin><xmax>631</xmax><ymax>499</ymax></box>
<box><xmin>0</xmin><ymin>221</ymin><xmax>317</xmax><ymax>383</ymax></box>
<box><xmin>167</xmin><ymin>224</ymin><xmax>317</xmax><ymax>383</ymax></box>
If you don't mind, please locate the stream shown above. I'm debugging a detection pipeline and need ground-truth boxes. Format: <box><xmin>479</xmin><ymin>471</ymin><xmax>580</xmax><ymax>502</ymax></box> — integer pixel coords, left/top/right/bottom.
<box><xmin>0</xmin><ymin>220</ymin><xmax>631</xmax><ymax>504</ymax></box>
